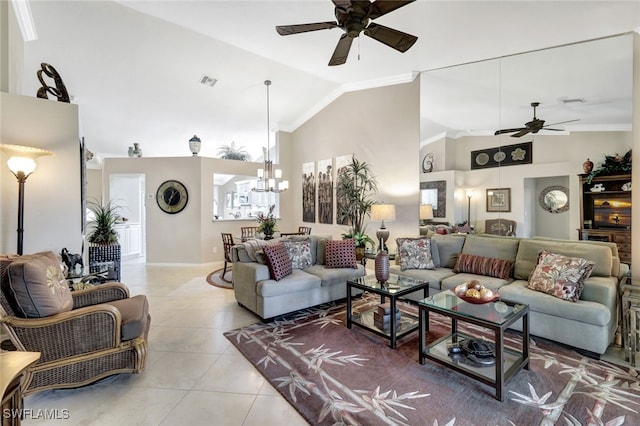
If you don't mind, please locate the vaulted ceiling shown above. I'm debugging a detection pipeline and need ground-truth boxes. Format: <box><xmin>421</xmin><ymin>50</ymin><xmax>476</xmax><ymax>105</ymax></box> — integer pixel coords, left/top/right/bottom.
<box><xmin>15</xmin><ymin>1</ymin><xmax>640</xmax><ymax>161</ymax></box>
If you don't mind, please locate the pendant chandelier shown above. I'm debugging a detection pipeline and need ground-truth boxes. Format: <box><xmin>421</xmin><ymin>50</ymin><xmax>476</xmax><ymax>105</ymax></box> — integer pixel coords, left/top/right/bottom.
<box><xmin>252</xmin><ymin>80</ymin><xmax>288</xmax><ymax>193</ymax></box>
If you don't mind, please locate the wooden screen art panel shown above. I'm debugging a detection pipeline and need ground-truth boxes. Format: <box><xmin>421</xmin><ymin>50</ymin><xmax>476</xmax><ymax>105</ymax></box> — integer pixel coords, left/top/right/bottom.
<box><xmin>302</xmin><ymin>162</ymin><xmax>316</xmax><ymax>223</ymax></box>
<box><xmin>335</xmin><ymin>154</ymin><xmax>353</xmax><ymax>225</ymax></box>
<box><xmin>317</xmin><ymin>158</ymin><xmax>333</xmax><ymax>224</ymax></box>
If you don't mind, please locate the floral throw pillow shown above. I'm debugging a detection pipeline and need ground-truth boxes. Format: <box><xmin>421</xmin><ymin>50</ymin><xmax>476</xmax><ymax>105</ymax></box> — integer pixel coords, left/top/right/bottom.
<box><xmin>396</xmin><ymin>238</ymin><xmax>435</xmax><ymax>271</ymax></box>
<box><xmin>325</xmin><ymin>239</ymin><xmax>357</xmax><ymax>269</ymax></box>
<box><xmin>527</xmin><ymin>250</ymin><xmax>595</xmax><ymax>302</ymax></box>
<box><xmin>284</xmin><ymin>239</ymin><xmax>313</xmax><ymax>269</ymax></box>
<box><xmin>262</xmin><ymin>242</ymin><xmax>293</xmax><ymax>281</ymax></box>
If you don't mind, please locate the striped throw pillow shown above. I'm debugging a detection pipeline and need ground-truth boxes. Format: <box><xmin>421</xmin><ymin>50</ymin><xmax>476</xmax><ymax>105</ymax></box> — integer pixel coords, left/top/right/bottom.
<box><xmin>453</xmin><ymin>253</ymin><xmax>513</xmax><ymax>279</ymax></box>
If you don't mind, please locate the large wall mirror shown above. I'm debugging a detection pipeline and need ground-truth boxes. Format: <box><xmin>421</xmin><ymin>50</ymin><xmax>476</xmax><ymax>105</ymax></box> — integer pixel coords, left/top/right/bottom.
<box><xmin>419</xmin><ymin>33</ymin><xmax>634</xmax><ymax>237</ymax></box>
<box><xmin>213</xmin><ymin>174</ymin><xmax>280</xmax><ymax>221</ymax></box>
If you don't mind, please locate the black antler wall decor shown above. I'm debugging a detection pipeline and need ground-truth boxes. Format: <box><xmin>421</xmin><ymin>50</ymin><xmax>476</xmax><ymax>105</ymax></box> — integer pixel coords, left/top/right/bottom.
<box><xmin>36</xmin><ymin>63</ymin><xmax>70</xmax><ymax>103</ymax></box>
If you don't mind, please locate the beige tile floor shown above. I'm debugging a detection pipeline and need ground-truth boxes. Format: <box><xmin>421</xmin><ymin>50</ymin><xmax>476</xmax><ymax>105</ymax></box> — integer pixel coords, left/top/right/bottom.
<box><xmin>18</xmin><ymin>259</ymin><xmax>630</xmax><ymax>425</ymax></box>
<box><xmin>21</xmin><ymin>260</ymin><xmax>309</xmax><ymax>426</ymax></box>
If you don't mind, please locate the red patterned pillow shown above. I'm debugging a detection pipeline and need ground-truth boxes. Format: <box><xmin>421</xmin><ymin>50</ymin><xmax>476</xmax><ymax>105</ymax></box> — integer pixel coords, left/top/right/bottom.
<box><xmin>527</xmin><ymin>250</ymin><xmax>594</xmax><ymax>302</ymax></box>
<box><xmin>453</xmin><ymin>253</ymin><xmax>513</xmax><ymax>279</ymax></box>
<box><xmin>325</xmin><ymin>239</ymin><xmax>358</xmax><ymax>269</ymax></box>
<box><xmin>262</xmin><ymin>242</ymin><xmax>292</xmax><ymax>281</ymax></box>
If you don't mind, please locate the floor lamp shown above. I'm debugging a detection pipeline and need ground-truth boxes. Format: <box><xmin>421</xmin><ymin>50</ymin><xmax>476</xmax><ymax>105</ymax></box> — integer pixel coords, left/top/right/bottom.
<box><xmin>466</xmin><ymin>189</ymin><xmax>474</xmax><ymax>225</ymax></box>
<box><xmin>1</xmin><ymin>144</ymin><xmax>53</xmax><ymax>255</ymax></box>
<box><xmin>371</xmin><ymin>203</ymin><xmax>396</xmax><ymax>252</ymax></box>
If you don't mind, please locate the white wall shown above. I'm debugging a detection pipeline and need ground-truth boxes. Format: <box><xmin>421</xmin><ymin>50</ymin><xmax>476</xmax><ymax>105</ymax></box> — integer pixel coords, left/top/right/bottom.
<box><xmin>287</xmin><ymin>79</ymin><xmax>420</xmax><ymax>253</ymax></box>
<box><xmin>0</xmin><ymin>92</ymin><xmax>81</xmax><ymax>254</ymax></box>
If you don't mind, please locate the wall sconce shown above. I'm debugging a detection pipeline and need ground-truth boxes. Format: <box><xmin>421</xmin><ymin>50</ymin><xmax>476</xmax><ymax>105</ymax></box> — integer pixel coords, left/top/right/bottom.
<box><xmin>0</xmin><ymin>144</ymin><xmax>53</xmax><ymax>255</ymax></box>
<box><xmin>466</xmin><ymin>189</ymin><xmax>474</xmax><ymax>225</ymax></box>
<box><xmin>371</xmin><ymin>203</ymin><xmax>396</xmax><ymax>252</ymax></box>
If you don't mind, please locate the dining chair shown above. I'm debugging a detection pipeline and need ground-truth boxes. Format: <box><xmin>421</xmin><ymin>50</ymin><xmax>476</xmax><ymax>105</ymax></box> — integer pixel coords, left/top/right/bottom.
<box><xmin>221</xmin><ymin>233</ymin><xmax>235</xmax><ymax>283</ymax></box>
<box><xmin>240</xmin><ymin>226</ymin><xmax>258</xmax><ymax>242</ymax></box>
<box><xmin>298</xmin><ymin>226</ymin><xmax>312</xmax><ymax>235</ymax></box>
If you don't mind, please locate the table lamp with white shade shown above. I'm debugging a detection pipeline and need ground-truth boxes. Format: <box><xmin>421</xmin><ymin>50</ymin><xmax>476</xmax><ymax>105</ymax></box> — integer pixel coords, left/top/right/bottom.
<box><xmin>419</xmin><ymin>204</ymin><xmax>434</xmax><ymax>224</ymax></box>
<box><xmin>371</xmin><ymin>203</ymin><xmax>396</xmax><ymax>253</ymax></box>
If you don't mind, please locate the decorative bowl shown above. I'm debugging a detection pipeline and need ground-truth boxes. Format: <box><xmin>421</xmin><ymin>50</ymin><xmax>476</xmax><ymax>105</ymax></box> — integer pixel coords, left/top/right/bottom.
<box><xmin>454</xmin><ymin>281</ymin><xmax>501</xmax><ymax>304</ymax></box>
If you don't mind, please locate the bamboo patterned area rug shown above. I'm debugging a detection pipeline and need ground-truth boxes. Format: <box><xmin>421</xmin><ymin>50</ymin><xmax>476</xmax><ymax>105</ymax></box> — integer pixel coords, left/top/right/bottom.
<box><xmin>224</xmin><ymin>294</ymin><xmax>640</xmax><ymax>425</ymax></box>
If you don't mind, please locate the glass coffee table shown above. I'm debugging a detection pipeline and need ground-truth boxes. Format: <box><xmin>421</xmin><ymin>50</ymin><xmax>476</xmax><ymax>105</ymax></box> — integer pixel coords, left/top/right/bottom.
<box><xmin>346</xmin><ymin>274</ymin><xmax>429</xmax><ymax>349</ymax></box>
<box><xmin>418</xmin><ymin>291</ymin><xmax>529</xmax><ymax>401</ymax></box>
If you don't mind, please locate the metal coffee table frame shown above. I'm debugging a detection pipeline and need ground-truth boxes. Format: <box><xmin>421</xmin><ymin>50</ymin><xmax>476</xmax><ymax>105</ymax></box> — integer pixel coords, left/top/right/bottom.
<box><xmin>418</xmin><ymin>291</ymin><xmax>530</xmax><ymax>401</ymax></box>
<box><xmin>346</xmin><ymin>274</ymin><xmax>429</xmax><ymax>349</ymax></box>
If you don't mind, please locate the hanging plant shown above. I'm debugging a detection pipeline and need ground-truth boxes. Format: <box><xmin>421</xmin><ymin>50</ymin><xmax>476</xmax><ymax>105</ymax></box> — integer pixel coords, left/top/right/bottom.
<box><xmin>586</xmin><ymin>149</ymin><xmax>632</xmax><ymax>184</ymax></box>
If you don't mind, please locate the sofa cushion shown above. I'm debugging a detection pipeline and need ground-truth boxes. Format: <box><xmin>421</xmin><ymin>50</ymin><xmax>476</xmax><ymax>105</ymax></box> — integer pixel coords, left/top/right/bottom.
<box><xmin>325</xmin><ymin>239</ymin><xmax>358</xmax><ymax>269</ymax></box>
<box><xmin>515</xmin><ymin>239</ymin><xmax>611</xmax><ymax>279</ymax></box>
<box><xmin>453</xmin><ymin>253</ymin><xmax>513</xmax><ymax>279</ymax></box>
<box><xmin>396</xmin><ymin>237</ymin><xmax>435</xmax><ymax>271</ymax></box>
<box><xmin>390</xmin><ymin>265</ymin><xmax>456</xmax><ymax>291</ymax></box>
<box><xmin>461</xmin><ymin>235</ymin><xmax>520</xmax><ymax>262</ymax></box>
<box><xmin>284</xmin><ymin>239</ymin><xmax>313</xmax><ymax>269</ymax></box>
<box><xmin>431</xmin><ymin>234</ymin><xmax>466</xmax><ymax>268</ymax></box>
<box><xmin>499</xmin><ymin>280</ymin><xmax>611</xmax><ymax>326</ymax></box>
<box><xmin>304</xmin><ymin>264</ymin><xmax>366</xmax><ymax>287</ymax></box>
<box><xmin>5</xmin><ymin>251</ymin><xmax>74</xmax><ymax>318</ymax></box>
<box><xmin>257</xmin><ymin>269</ymin><xmax>322</xmax><ymax>297</ymax></box>
<box><xmin>106</xmin><ymin>294</ymin><xmax>149</xmax><ymax>341</ymax></box>
<box><xmin>527</xmin><ymin>250</ymin><xmax>594</xmax><ymax>302</ymax></box>
<box><xmin>263</xmin><ymin>242</ymin><xmax>292</xmax><ymax>281</ymax></box>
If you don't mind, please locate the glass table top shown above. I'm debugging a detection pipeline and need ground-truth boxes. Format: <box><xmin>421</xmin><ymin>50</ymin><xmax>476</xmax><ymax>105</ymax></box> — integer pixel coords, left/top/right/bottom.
<box><xmin>419</xmin><ymin>291</ymin><xmax>527</xmax><ymax>326</ymax></box>
<box><xmin>349</xmin><ymin>274</ymin><xmax>427</xmax><ymax>295</ymax></box>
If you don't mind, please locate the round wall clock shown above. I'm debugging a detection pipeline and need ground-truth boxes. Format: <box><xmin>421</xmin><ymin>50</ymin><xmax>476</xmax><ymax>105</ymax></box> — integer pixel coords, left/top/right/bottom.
<box><xmin>156</xmin><ymin>180</ymin><xmax>188</xmax><ymax>214</ymax></box>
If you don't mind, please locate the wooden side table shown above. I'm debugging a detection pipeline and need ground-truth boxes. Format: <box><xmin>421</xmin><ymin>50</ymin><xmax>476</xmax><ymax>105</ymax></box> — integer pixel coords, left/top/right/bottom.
<box><xmin>1</xmin><ymin>351</ymin><xmax>40</xmax><ymax>426</ymax></box>
<box><xmin>621</xmin><ymin>277</ymin><xmax>640</xmax><ymax>366</ymax></box>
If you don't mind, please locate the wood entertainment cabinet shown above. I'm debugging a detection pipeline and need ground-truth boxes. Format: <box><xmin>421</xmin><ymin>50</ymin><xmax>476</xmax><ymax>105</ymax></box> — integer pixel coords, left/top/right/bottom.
<box><xmin>578</xmin><ymin>173</ymin><xmax>631</xmax><ymax>264</ymax></box>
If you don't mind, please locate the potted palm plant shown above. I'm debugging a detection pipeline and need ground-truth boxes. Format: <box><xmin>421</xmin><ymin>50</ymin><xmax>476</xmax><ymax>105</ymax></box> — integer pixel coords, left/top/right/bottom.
<box><xmin>87</xmin><ymin>199</ymin><xmax>122</xmax><ymax>281</ymax></box>
<box><xmin>336</xmin><ymin>156</ymin><xmax>378</xmax><ymax>259</ymax></box>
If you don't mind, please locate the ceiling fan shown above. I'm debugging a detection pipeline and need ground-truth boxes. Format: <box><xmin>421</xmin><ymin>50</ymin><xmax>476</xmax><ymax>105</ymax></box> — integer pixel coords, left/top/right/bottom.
<box><xmin>494</xmin><ymin>102</ymin><xmax>580</xmax><ymax>138</ymax></box>
<box><xmin>276</xmin><ymin>0</ymin><xmax>418</xmax><ymax>66</ymax></box>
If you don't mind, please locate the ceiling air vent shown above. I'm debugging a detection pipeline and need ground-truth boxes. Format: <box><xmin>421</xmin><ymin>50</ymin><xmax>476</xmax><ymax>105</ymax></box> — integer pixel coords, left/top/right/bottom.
<box><xmin>199</xmin><ymin>75</ymin><xmax>217</xmax><ymax>87</ymax></box>
<box><xmin>560</xmin><ymin>97</ymin><xmax>585</xmax><ymax>104</ymax></box>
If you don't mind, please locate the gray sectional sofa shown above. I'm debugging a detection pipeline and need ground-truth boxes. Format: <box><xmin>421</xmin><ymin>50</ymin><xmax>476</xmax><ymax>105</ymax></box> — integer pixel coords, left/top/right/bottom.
<box><xmin>390</xmin><ymin>233</ymin><xmax>626</xmax><ymax>355</ymax></box>
<box><xmin>232</xmin><ymin>235</ymin><xmax>366</xmax><ymax>320</ymax></box>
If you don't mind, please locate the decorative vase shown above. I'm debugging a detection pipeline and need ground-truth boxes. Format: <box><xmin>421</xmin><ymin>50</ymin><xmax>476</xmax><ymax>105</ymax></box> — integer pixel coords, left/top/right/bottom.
<box><xmin>375</xmin><ymin>250</ymin><xmax>390</xmax><ymax>283</ymax></box>
<box><xmin>583</xmin><ymin>158</ymin><xmax>594</xmax><ymax>174</ymax></box>
<box><xmin>133</xmin><ymin>143</ymin><xmax>142</xmax><ymax>157</ymax></box>
<box><xmin>128</xmin><ymin>146</ymin><xmax>134</xmax><ymax>157</ymax></box>
<box><xmin>189</xmin><ymin>135</ymin><xmax>201</xmax><ymax>156</ymax></box>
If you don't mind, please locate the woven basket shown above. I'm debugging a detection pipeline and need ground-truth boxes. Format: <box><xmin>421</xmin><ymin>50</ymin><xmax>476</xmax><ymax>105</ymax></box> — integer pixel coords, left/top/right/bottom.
<box><xmin>88</xmin><ymin>244</ymin><xmax>121</xmax><ymax>281</ymax></box>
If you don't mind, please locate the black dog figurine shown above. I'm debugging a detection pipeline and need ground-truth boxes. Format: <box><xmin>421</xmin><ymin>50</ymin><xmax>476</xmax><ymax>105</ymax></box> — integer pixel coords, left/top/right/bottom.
<box><xmin>60</xmin><ymin>248</ymin><xmax>83</xmax><ymax>273</ymax></box>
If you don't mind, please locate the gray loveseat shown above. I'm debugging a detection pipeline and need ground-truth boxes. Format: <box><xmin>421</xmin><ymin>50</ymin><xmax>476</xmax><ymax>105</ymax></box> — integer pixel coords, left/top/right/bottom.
<box><xmin>232</xmin><ymin>235</ymin><xmax>366</xmax><ymax>319</ymax></box>
<box><xmin>390</xmin><ymin>234</ymin><xmax>625</xmax><ymax>355</ymax></box>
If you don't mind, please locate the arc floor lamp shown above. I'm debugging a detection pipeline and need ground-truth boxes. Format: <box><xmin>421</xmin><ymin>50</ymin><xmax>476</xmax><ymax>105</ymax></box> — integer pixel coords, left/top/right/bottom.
<box><xmin>1</xmin><ymin>144</ymin><xmax>53</xmax><ymax>255</ymax></box>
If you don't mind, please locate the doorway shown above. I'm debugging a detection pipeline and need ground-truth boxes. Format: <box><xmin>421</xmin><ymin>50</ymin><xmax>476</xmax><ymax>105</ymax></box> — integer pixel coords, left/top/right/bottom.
<box><xmin>109</xmin><ymin>174</ymin><xmax>145</xmax><ymax>260</ymax></box>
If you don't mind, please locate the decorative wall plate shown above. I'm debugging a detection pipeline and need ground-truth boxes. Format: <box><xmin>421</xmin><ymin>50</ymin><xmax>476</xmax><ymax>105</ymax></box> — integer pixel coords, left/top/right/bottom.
<box><xmin>156</xmin><ymin>180</ymin><xmax>188</xmax><ymax>214</ymax></box>
<box><xmin>471</xmin><ymin>141</ymin><xmax>532</xmax><ymax>170</ymax></box>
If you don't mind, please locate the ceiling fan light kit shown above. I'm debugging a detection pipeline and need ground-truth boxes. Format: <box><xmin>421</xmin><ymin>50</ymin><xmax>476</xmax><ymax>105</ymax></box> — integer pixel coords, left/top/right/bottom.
<box><xmin>276</xmin><ymin>0</ymin><xmax>418</xmax><ymax>66</ymax></box>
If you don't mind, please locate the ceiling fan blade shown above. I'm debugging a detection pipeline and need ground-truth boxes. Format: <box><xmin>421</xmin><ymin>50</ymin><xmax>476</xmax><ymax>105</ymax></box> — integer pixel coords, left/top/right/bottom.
<box><xmin>543</xmin><ymin>119</ymin><xmax>581</xmax><ymax>127</ymax></box>
<box><xmin>276</xmin><ymin>22</ymin><xmax>338</xmax><ymax>36</ymax></box>
<box><xmin>363</xmin><ymin>23</ymin><xmax>418</xmax><ymax>53</ymax></box>
<box><xmin>368</xmin><ymin>0</ymin><xmax>416</xmax><ymax>20</ymax></box>
<box><xmin>328</xmin><ymin>33</ymin><xmax>354</xmax><ymax>66</ymax></box>
<box><xmin>511</xmin><ymin>128</ymin><xmax>532</xmax><ymax>138</ymax></box>
<box><xmin>494</xmin><ymin>128</ymin><xmax>525</xmax><ymax>136</ymax></box>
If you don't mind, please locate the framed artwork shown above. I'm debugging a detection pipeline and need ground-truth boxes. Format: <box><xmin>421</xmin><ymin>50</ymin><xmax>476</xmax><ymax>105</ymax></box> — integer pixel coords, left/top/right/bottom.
<box><xmin>471</xmin><ymin>141</ymin><xmax>532</xmax><ymax>170</ymax></box>
<box><xmin>335</xmin><ymin>154</ymin><xmax>353</xmax><ymax>225</ymax></box>
<box><xmin>419</xmin><ymin>180</ymin><xmax>446</xmax><ymax>217</ymax></box>
<box><xmin>302</xmin><ymin>162</ymin><xmax>316</xmax><ymax>223</ymax></box>
<box><xmin>317</xmin><ymin>158</ymin><xmax>333</xmax><ymax>224</ymax></box>
<box><xmin>486</xmin><ymin>188</ymin><xmax>511</xmax><ymax>212</ymax></box>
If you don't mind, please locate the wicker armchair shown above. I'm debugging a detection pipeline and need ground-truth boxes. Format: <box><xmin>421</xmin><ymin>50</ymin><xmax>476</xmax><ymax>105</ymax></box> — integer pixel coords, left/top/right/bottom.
<box><xmin>0</xmin><ymin>253</ymin><xmax>150</xmax><ymax>396</ymax></box>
